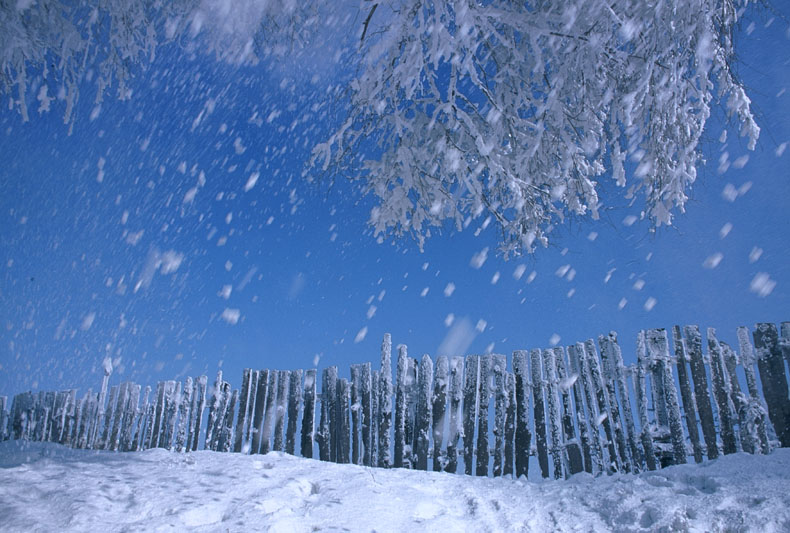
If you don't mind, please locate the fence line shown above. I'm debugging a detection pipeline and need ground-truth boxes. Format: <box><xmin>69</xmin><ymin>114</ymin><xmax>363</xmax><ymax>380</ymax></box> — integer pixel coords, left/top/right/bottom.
<box><xmin>2</xmin><ymin>322</ymin><xmax>789</xmax><ymax>481</ymax></box>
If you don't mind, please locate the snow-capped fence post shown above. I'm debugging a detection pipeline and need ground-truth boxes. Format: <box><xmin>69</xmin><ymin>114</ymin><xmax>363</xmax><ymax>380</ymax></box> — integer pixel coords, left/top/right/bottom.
<box><xmin>707</xmin><ymin>329</ymin><xmax>737</xmax><ymax>455</ymax></box>
<box><xmin>286</xmin><ymin>369</ymin><xmax>303</xmax><ymax>456</ymax></box>
<box><xmin>722</xmin><ymin>343</ymin><xmax>752</xmax><ymax>453</ymax></box>
<box><xmin>512</xmin><ymin>350</ymin><xmax>531</xmax><ymax>479</ymax></box>
<box><xmin>542</xmin><ymin>349</ymin><xmax>564</xmax><ymax>479</ymax></box>
<box><xmin>317</xmin><ymin>367</ymin><xmax>335</xmax><ymax>461</ymax></box>
<box><xmin>683</xmin><ymin>326</ymin><xmax>719</xmax><ymax>460</ymax></box>
<box><xmin>635</xmin><ymin>332</ymin><xmax>658</xmax><ymax>471</ymax></box>
<box><xmin>205</xmin><ymin>372</ymin><xmax>222</xmax><ymax>451</ymax></box>
<box><xmin>369</xmin><ymin>368</ymin><xmax>379</xmax><ymax>465</ymax></box>
<box><xmin>530</xmin><ymin>349</ymin><xmax>550</xmax><ymax>478</ymax></box>
<box><xmin>584</xmin><ymin>339</ymin><xmax>621</xmax><ymax>473</ymax></box>
<box><xmin>462</xmin><ymin>354</ymin><xmax>480</xmax><ymax>476</ymax></box>
<box><xmin>251</xmin><ymin>370</ymin><xmax>269</xmax><ymax>455</ymax></box>
<box><xmin>261</xmin><ymin>370</ymin><xmax>279</xmax><ymax>454</ymax></box>
<box><xmin>475</xmin><ymin>355</ymin><xmax>491</xmax><ymax>477</ymax></box>
<box><xmin>394</xmin><ymin>345</ymin><xmax>409</xmax><ymax>469</ymax></box>
<box><xmin>190</xmin><ymin>375</ymin><xmax>207</xmax><ymax>452</ymax></box>
<box><xmin>350</xmin><ymin>365</ymin><xmax>362</xmax><ymax>465</ymax></box>
<box><xmin>445</xmin><ymin>356</ymin><xmax>464</xmax><ymax>474</ymax></box>
<box><xmin>377</xmin><ymin>334</ymin><xmax>393</xmax><ymax>468</ymax></box>
<box><xmin>504</xmin><ymin>373</ymin><xmax>517</xmax><ymax>477</ymax></box>
<box><xmin>405</xmin><ymin>357</ymin><xmax>418</xmax><ymax>468</ymax></box>
<box><xmin>337</xmin><ymin>378</ymin><xmax>351</xmax><ymax>464</ymax></box>
<box><xmin>163</xmin><ymin>381</ymin><xmax>181</xmax><ymax>450</ymax></box>
<box><xmin>553</xmin><ymin>347</ymin><xmax>583</xmax><ymax>476</ymax></box>
<box><xmin>414</xmin><ymin>354</ymin><xmax>433</xmax><ymax>471</ymax></box>
<box><xmin>233</xmin><ymin>369</ymin><xmax>253</xmax><ymax>454</ymax></box>
<box><xmin>120</xmin><ymin>384</ymin><xmax>140</xmax><ymax>452</ymax></box>
<box><xmin>273</xmin><ymin>370</ymin><xmax>290</xmax><ymax>452</ymax></box>
<box><xmin>301</xmin><ymin>369</ymin><xmax>317</xmax><ymax>458</ymax></box>
<box><xmin>598</xmin><ymin>335</ymin><xmax>632</xmax><ymax>473</ymax></box>
<box><xmin>645</xmin><ymin>329</ymin><xmax>687</xmax><ymax>465</ymax></box>
<box><xmin>359</xmin><ymin>363</ymin><xmax>373</xmax><ymax>466</ymax></box>
<box><xmin>108</xmin><ymin>383</ymin><xmax>128</xmax><ymax>451</ymax></box>
<box><xmin>175</xmin><ymin>378</ymin><xmax>192</xmax><ymax>453</ymax></box>
<box><xmin>100</xmin><ymin>385</ymin><xmax>119</xmax><ymax>450</ymax></box>
<box><xmin>431</xmin><ymin>355</ymin><xmax>448</xmax><ymax>472</ymax></box>
<box><xmin>491</xmin><ymin>354</ymin><xmax>508</xmax><ymax>478</ymax></box>
<box><xmin>752</xmin><ymin>323</ymin><xmax>790</xmax><ymax>448</ymax></box>
<box><xmin>571</xmin><ymin>342</ymin><xmax>604</xmax><ymax>474</ymax></box>
<box><xmin>736</xmin><ymin>327</ymin><xmax>771</xmax><ymax>454</ymax></box>
<box><xmin>220</xmin><ymin>387</ymin><xmax>237</xmax><ymax>453</ymax></box>
<box><xmin>672</xmin><ymin>326</ymin><xmax>703</xmax><ymax>463</ymax></box>
<box><xmin>0</xmin><ymin>396</ymin><xmax>7</xmax><ymax>441</ymax></box>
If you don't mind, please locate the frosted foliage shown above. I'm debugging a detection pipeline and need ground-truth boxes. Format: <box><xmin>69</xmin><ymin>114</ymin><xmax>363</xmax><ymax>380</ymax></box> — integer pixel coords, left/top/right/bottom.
<box><xmin>314</xmin><ymin>0</ymin><xmax>759</xmax><ymax>256</ymax></box>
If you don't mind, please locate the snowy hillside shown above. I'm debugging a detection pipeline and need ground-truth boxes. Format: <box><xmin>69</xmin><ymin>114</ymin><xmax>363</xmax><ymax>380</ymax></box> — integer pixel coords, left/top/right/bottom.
<box><xmin>1</xmin><ymin>441</ymin><xmax>788</xmax><ymax>532</ymax></box>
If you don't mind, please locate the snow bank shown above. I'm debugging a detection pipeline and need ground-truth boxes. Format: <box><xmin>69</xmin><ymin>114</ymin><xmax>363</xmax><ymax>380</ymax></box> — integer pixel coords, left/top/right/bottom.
<box><xmin>1</xmin><ymin>441</ymin><xmax>788</xmax><ymax>532</ymax></box>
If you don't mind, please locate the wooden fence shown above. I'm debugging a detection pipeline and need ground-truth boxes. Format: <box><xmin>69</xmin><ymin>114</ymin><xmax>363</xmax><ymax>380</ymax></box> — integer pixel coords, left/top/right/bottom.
<box><xmin>2</xmin><ymin>322</ymin><xmax>789</xmax><ymax>480</ymax></box>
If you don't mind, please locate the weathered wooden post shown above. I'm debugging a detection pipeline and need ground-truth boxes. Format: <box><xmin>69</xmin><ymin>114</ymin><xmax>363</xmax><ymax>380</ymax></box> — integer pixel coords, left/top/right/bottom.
<box><xmin>337</xmin><ymin>378</ymin><xmax>351</xmax><ymax>464</ymax></box>
<box><xmin>672</xmin><ymin>326</ymin><xmax>703</xmax><ymax>463</ymax></box>
<box><xmin>722</xmin><ymin>342</ymin><xmax>752</xmax><ymax>453</ymax></box>
<box><xmin>358</xmin><ymin>363</ymin><xmax>373</xmax><ymax>466</ymax></box>
<box><xmin>635</xmin><ymin>332</ymin><xmax>658</xmax><ymax>471</ymax></box>
<box><xmin>445</xmin><ymin>356</ymin><xmax>464</xmax><ymax>474</ymax></box>
<box><xmin>377</xmin><ymin>334</ymin><xmax>393</xmax><ymax>468</ymax></box>
<box><xmin>301</xmin><ymin>369</ymin><xmax>317</xmax><ymax>458</ymax></box>
<box><xmin>317</xmin><ymin>367</ymin><xmax>336</xmax><ymax>461</ymax></box>
<box><xmin>121</xmin><ymin>384</ymin><xmax>141</xmax><ymax>452</ymax></box>
<box><xmin>491</xmin><ymin>354</ymin><xmax>508</xmax><ymax>477</ymax></box>
<box><xmin>753</xmin><ymin>323</ymin><xmax>790</xmax><ymax>447</ymax></box>
<box><xmin>251</xmin><ymin>370</ymin><xmax>269</xmax><ymax>455</ymax></box>
<box><xmin>394</xmin><ymin>345</ymin><xmax>409</xmax><ymax>468</ymax></box>
<box><xmin>530</xmin><ymin>348</ymin><xmax>550</xmax><ymax>478</ymax></box>
<box><xmin>504</xmin><ymin>372</ymin><xmax>517</xmax><ymax>477</ymax></box>
<box><xmin>432</xmin><ymin>355</ymin><xmax>449</xmax><ymax>472</ymax></box>
<box><xmin>683</xmin><ymin>326</ymin><xmax>719</xmax><ymax>460</ymax></box>
<box><xmin>554</xmin><ymin>346</ymin><xmax>584</xmax><ymax>475</ymax></box>
<box><xmin>542</xmin><ymin>349</ymin><xmax>564</xmax><ymax>479</ymax></box>
<box><xmin>463</xmin><ymin>355</ymin><xmax>480</xmax><ymax>475</ymax></box>
<box><xmin>707</xmin><ymin>329</ymin><xmax>737</xmax><ymax>454</ymax></box>
<box><xmin>414</xmin><ymin>354</ymin><xmax>433</xmax><ymax>471</ymax></box>
<box><xmin>645</xmin><ymin>329</ymin><xmax>687</xmax><ymax>465</ymax></box>
<box><xmin>261</xmin><ymin>371</ymin><xmax>279</xmax><ymax>454</ymax></box>
<box><xmin>286</xmin><ymin>369</ymin><xmax>303</xmax><ymax>456</ymax></box>
<box><xmin>598</xmin><ymin>335</ymin><xmax>632</xmax><ymax>472</ymax></box>
<box><xmin>475</xmin><ymin>355</ymin><xmax>491</xmax><ymax>477</ymax></box>
<box><xmin>273</xmin><ymin>370</ymin><xmax>290</xmax><ymax>452</ymax></box>
<box><xmin>351</xmin><ymin>365</ymin><xmax>362</xmax><ymax>465</ymax></box>
<box><xmin>736</xmin><ymin>327</ymin><xmax>771</xmax><ymax>454</ymax></box>
<box><xmin>233</xmin><ymin>369</ymin><xmax>253</xmax><ymax>453</ymax></box>
<box><xmin>584</xmin><ymin>340</ymin><xmax>621</xmax><ymax>472</ymax></box>
<box><xmin>512</xmin><ymin>350</ymin><xmax>531</xmax><ymax>478</ymax></box>
<box><xmin>205</xmin><ymin>372</ymin><xmax>222</xmax><ymax>451</ymax></box>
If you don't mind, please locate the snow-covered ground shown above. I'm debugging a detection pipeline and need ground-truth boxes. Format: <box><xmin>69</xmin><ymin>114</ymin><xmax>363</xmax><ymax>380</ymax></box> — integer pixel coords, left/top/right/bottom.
<box><xmin>1</xmin><ymin>441</ymin><xmax>788</xmax><ymax>532</ymax></box>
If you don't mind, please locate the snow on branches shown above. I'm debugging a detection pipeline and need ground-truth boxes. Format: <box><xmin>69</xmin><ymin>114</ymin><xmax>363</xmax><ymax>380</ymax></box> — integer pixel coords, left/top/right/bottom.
<box><xmin>313</xmin><ymin>0</ymin><xmax>759</xmax><ymax>256</ymax></box>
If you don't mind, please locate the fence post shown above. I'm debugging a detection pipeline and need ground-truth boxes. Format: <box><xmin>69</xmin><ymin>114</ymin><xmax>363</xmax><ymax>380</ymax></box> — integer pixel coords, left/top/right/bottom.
<box><xmin>378</xmin><ymin>334</ymin><xmax>393</xmax><ymax>468</ymax></box>
<box><xmin>301</xmin><ymin>369</ymin><xmax>317</xmax><ymax>458</ymax></box>
<box><xmin>572</xmin><ymin>342</ymin><xmax>605</xmax><ymax>474</ymax></box>
<box><xmin>736</xmin><ymin>327</ymin><xmax>771</xmax><ymax>454</ymax></box>
<box><xmin>121</xmin><ymin>384</ymin><xmax>140</xmax><ymax>452</ymax></box>
<box><xmin>370</xmin><ymin>368</ymin><xmax>379</xmax><ymax>465</ymax></box>
<box><xmin>251</xmin><ymin>370</ymin><xmax>268</xmax><ymax>454</ymax></box>
<box><xmin>234</xmin><ymin>369</ymin><xmax>253</xmax><ymax>453</ymax></box>
<box><xmin>753</xmin><ymin>323</ymin><xmax>790</xmax><ymax>447</ymax></box>
<box><xmin>646</xmin><ymin>329</ymin><xmax>687</xmax><ymax>465</ymax></box>
<box><xmin>683</xmin><ymin>326</ymin><xmax>719</xmax><ymax>460</ymax></box>
<box><xmin>337</xmin><ymin>378</ymin><xmax>351</xmax><ymax>464</ymax></box>
<box><xmin>190</xmin><ymin>376</ymin><xmax>207</xmax><ymax>452</ymax></box>
<box><xmin>432</xmin><ymin>355</ymin><xmax>448</xmax><ymax>472</ymax></box>
<box><xmin>722</xmin><ymin>343</ymin><xmax>752</xmax><ymax>453</ymax></box>
<box><xmin>350</xmin><ymin>365</ymin><xmax>362</xmax><ymax>465</ymax></box>
<box><xmin>512</xmin><ymin>351</ymin><xmax>531</xmax><ymax>479</ymax></box>
<box><xmin>707</xmin><ymin>329</ymin><xmax>737</xmax><ymax>455</ymax></box>
<box><xmin>672</xmin><ymin>326</ymin><xmax>703</xmax><ymax>463</ymax></box>
<box><xmin>445</xmin><ymin>356</ymin><xmax>464</xmax><ymax>474</ymax></box>
<box><xmin>286</xmin><ymin>369</ymin><xmax>303</xmax><ymax>456</ymax></box>
<box><xmin>491</xmin><ymin>355</ymin><xmax>508</xmax><ymax>477</ymax></box>
<box><xmin>635</xmin><ymin>332</ymin><xmax>658</xmax><ymax>471</ymax></box>
<box><xmin>394</xmin><ymin>346</ymin><xmax>409</xmax><ymax>468</ymax></box>
<box><xmin>542</xmin><ymin>349</ymin><xmax>564</xmax><ymax>479</ymax></box>
<box><xmin>553</xmin><ymin>346</ymin><xmax>584</xmax><ymax>475</ymax></box>
<box><xmin>475</xmin><ymin>355</ymin><xmax>491</xmax><ymax>477</ymax></box>
<box><xmin>414</xmin><ymin>354</ymin><xmax>433</xmax><ymax>471</ymax></box>
<box><xmin>273</xmin><ymin>370</ymin><xmax>290</xmax><ymax>452</ymax></box>
<box><xmin>504</xmin><ymin>373</ymin><xmax>516</xmax><ymax>477</ymax></box>
<box><xmin>205</xmin><ymin>372</ymin><xmax>222</xmax><ymax>451</ymax></box>
<box><xmin>174</xmin><ymin>378</ymin><xmax>192</xmax><ymax>453</ymax></box>
<box><xmin>463</xmin><ymin>355</ymin><xmax>480</xmax><ymax>475</ymax></box>
<box><xmin>584</xmin><ymin>340</ymin><xmax>621</xmax><ymax>473</ymax></box>
<box><xmin>598</xmin><ymin>336</ymin><xmax>632</xmax><ymax>472</ymax></box>
<box><xmin>359</xmin><ymin>363</ymin><xmax>373</xmax><ymax>466</ymax></box>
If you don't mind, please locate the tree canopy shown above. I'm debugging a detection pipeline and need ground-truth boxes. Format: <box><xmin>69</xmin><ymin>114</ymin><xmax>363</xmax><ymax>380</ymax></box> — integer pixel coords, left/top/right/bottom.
<box><xmin>2</xmin><ymin>0</ymin><xmax>759</xmax><ymax>256</ymax></box>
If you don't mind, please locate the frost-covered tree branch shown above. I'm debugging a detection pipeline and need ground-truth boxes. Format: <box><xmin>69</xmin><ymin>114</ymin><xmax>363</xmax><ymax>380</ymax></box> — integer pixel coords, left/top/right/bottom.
<box><xmin>312</xmin><ymin>0</ymin><xmax>760</xmax><ymax>256</ymax></box>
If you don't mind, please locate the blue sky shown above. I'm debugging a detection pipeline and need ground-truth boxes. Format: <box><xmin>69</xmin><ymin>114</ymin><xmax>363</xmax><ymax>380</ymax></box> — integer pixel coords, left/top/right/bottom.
<box><xmin>1</xmin><ymin>6</ymin><xmax>788</xmax><ymax>396</ymax></box>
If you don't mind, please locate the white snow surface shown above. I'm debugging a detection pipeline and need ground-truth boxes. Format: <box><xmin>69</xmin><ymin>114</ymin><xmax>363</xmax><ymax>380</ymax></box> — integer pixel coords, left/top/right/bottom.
<box><xmin>1</xmin><ymin>441</ymin><xmax>789</xmax><ymax>532</ymax></box>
